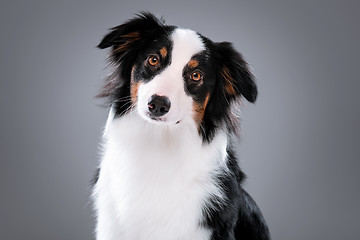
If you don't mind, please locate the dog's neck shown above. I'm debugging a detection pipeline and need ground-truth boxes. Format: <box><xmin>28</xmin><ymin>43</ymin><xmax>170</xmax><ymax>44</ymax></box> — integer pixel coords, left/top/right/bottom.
<box><xmin>102</xmin><ymin>107</ymin><xmax>229</xmax><ymax>173</ymax></box>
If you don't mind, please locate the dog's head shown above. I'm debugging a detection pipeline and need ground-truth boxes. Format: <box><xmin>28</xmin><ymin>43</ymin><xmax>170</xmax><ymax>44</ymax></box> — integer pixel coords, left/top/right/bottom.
<box><xmin>98</xmin><ymin>12</ymin><xmax>257</xmax><ymax>141</ymax></box>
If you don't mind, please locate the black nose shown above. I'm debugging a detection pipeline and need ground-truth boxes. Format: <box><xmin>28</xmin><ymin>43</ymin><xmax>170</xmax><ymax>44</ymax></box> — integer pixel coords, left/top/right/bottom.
<box><xmin>148</xmin><ymin>95</ymin><xmax>171</xmax><ymax>117</ymax></box>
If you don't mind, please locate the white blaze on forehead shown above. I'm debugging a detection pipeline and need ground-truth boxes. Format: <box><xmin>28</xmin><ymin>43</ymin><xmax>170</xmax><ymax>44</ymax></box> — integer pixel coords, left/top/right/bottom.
<box><xmin>170</xmin><ymin>28</ymin><xmax>205</xmax><ymax>71</ymax></box>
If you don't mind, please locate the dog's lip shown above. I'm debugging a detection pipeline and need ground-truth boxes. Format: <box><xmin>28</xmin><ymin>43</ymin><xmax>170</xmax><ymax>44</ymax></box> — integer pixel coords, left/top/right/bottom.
<box><xmin>150</xmin><ymin>117</ymin><xmax>180</xmax><ymax>124</ymax></box>
<box><xmin>150</xmin><ymin>116</ymin><xmax>164</xmax><ymax>121</ymax></box>
<box><xmin>147</xmin><ymin>113</ymin><xmax>181</xmax><ymax>125</ymax></box>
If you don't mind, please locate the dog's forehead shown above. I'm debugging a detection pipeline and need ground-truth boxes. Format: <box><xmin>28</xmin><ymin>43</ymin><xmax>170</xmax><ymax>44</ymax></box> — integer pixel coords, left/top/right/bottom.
<box><xmin>170</xmin><ymin>28</ymin><xmax>205</xmax><ymax>67</ymax></box>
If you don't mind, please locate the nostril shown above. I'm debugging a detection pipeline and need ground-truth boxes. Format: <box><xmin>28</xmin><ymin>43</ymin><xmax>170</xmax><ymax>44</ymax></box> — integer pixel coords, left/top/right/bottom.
<box><xmin>147</xmin><ymin>95</ymin><xmax>171</xmax><ymax>117</ymax></box>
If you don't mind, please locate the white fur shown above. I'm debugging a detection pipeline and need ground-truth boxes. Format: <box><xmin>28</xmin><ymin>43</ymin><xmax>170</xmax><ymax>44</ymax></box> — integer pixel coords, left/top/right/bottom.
<box><xmin>94</xmin><ymin>110</ymin><xmax>228</xmax><ymax>240</ymax></box>
<box><xmin>93</xmin><ymin>29</ymin><xmax>229</xmax><ymax>240</ymax></box>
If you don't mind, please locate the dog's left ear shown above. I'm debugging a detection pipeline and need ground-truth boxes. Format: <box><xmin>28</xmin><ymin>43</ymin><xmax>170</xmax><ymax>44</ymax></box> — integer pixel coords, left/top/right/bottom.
<box><xmin>214</xmin><ymin>42</ymin><xmax>257</xmax><ymax>103</ymax></box>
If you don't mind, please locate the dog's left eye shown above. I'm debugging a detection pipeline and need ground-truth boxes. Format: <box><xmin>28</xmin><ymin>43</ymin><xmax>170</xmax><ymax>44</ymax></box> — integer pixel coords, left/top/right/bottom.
<box><xmin>148</xmin><ymin>55</ymin><xmax>159</xmax><ymax>66</ymax></box>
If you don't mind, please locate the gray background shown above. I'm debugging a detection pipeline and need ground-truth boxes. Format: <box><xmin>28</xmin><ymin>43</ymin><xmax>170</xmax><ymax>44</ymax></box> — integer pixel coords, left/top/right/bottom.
<box><xmin>1</xmin><ymin>0</ymin><xmax>359</xmax><ymax>239</ymax></box>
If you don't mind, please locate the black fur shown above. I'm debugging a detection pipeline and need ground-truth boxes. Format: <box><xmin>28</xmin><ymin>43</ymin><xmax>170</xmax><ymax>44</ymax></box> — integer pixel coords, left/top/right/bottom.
<box><xmin>202</xmin><ymin>149</ymin><xmax>270</xmax><ymax>240</ymax></box>
<box><xmin>91</xmin><ymin>167</ymin><xmax>100</xmax><ymax>187</ymax></box>
<box><xmin>97</xmin><ymin>12</ymin><xmax>269</xmax><ymax>240</ymax></box>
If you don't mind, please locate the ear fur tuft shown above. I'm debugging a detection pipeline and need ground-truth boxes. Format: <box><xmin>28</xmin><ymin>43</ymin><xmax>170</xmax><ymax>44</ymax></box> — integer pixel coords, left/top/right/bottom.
<box><xmin>215</xmin><ymin>42</ymin><xmax>257</xmax><ymax>103</ymax></box>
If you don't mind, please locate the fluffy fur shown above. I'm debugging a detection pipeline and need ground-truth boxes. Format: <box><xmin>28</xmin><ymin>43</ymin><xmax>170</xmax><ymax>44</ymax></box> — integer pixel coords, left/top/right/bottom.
<box><xmin>93</xmin><ymin>12</ymin><xmax>270</xmax><ymax>240</ymax></box>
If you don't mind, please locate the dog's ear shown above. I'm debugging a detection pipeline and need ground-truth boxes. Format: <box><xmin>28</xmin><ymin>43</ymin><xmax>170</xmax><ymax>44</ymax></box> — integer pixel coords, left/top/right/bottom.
<box><xmin>200</xmin><ymin>42</ymin><xmax>257</xmax><ymax>140</ymax></box>
<box><xmin>97</xmin><ymin>12</ymin><xmax>166</xmax><ymax>63</ymax></box>
<box><xmin>214</xmin><ymin>42</ymin><xmax>257</xmax><ymax>103</ymax></box>
<box><xmin>97</xmin><ymin>12</ymin><xmax>167</xmax><ymax>102</ymax></box>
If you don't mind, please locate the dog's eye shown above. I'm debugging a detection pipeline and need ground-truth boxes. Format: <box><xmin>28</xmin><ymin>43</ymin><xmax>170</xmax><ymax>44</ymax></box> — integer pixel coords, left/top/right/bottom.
<box><xmin>191</xmin><ymin>70</ymin><xmax>203</xmax><ymax>81</ymax></box>
<box><xmin>148</xmin><ymin>55</ymin><xmax>159</xmax><ymax>66</ymax></box>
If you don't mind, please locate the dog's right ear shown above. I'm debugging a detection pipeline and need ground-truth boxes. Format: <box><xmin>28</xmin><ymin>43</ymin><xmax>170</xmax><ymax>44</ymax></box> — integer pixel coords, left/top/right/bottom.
<box><xmin>96</xmin><ymin>12</ymin><xmax>167</xmax><ymax>107</ymax></box>
<box><xmin>97</xmin><ymin>12</ymin><xmax>166</xmax><ymax>62</ymax></box>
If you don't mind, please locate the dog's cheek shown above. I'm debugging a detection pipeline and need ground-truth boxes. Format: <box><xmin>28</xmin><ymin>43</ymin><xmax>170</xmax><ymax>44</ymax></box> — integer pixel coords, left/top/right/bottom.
<box><xmin>192</xmin><ymin>93</ymin><xmax>210</xmax><ymax>125</ymax></box>
<box><xmin>135</xmin><ymin>83</ymin><xmax>151</xmax><ymax>119</ymax></box>
<box><xmin>130</xmin><ymin>65</ymin><xmax>143</xmax><ymax>105</ymax></box>
<box><xmin>130</xmin><ymin>81</ymin><xmax>142</xmax><ymax>104</ymax></box>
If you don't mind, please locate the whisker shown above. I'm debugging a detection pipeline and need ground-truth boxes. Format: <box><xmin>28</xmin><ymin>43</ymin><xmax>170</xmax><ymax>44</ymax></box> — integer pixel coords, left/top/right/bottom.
<box><xmin>117</xmin><ymin>102</ymin><xmax>135</xmax><ymax>116</ymax></box>
<box><xmin>112</xmin><ymin>96</ymin><xmax>132</xmax><ymax>103</ymax></box>
<box><xmin>194</xmin><ymin>118</ymin><xmax>206</xmax><ymax>136</ymax></box>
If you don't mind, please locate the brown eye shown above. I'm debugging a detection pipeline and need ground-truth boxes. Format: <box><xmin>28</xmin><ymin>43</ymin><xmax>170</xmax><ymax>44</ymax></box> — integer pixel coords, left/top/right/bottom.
<box><xmin>191</xmin><ymin>71</ymin><xmax>203</xmax><ymax>81</ymax></box>
<box><xmin>148</xmin><ymin>55</ymin><xmax>159</xmax><ymax>66</ymax></box>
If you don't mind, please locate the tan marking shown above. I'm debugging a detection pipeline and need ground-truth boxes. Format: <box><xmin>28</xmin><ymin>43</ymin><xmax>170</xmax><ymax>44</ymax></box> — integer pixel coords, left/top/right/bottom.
<box><xmin>221</xmin><ymin>66</ymin><xmax>236</xmax><ymax>95</ymax></box>
<box><xmin>131</xmin><ymin>82</ymin><xmax>141</xmax><ymax>104</ymax></box>
<box><xmin>188</xmin><ymin>59</ymin><xmax>199</xmax><ymax>68</ymax></box>
<box><xmin>114</xmin><ymin>32</ymin><xmax>141</xmax><ymax>53</ymax></box>
<box><xmin>130</xmin><ymin>65</ymin><xmax>141</xmax><ymax>104</ymax></box>
<box><xmin>160</xmin><ymin>47</ymin><xmax>168</xmax><ymax>58</ymax></box>
<box><xmin>114</xmin><ymin>42</ymin><xmax>130</xmax><ymax>53</ymax></box>
<box><xmin>121</xmin><ymin>32</ymin><xmax>140</xmax><ymax>39</ymax></box>
<box><xmin>193</xmin><ymin>93</ymin><xmax>211</xmax><ymax>129</ymax></box>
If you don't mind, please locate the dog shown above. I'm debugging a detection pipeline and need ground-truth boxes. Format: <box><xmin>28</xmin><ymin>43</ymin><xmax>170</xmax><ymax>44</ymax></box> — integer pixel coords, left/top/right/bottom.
<box><xmin>92</xmin><ymin>12</ymin><xmax>270</xmax><ymax>240</ymax></box>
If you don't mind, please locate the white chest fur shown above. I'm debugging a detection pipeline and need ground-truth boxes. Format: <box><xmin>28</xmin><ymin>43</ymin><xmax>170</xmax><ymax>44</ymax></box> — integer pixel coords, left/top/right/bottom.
<box><xmin>93</xmin><ymin>110</ymin><xmax>228</xmax><ymax>240</ymax></box>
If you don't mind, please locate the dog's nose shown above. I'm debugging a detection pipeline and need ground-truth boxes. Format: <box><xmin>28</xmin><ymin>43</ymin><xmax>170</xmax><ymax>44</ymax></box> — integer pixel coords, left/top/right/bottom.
<box><xmin>148</xmin><ymin>95</ymin><xmax>171</xmax><ymax>117</ymax></box>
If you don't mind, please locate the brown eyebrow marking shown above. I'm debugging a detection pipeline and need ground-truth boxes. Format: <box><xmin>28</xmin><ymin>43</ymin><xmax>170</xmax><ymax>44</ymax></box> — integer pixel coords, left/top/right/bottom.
<box><xmin>221</xmin><ymin>66</ymin><xmax>236</xmax><ymax>95</ymax></box>
<box><xmin>188</xmin><ymin>59</ymin><xmax>199</xmax><ymax>68</ymax></box>
<box><xmin>160</xmin><ymin>47</ymin><xmax>167</xmax><ymax>58</ymax></box>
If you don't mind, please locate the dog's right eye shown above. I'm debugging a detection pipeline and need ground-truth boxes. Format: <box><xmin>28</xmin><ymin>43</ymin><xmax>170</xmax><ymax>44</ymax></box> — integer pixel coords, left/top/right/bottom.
<box><xmin>191</xmin><ymin>70</ymin><xmax>203</xmax><ymax>82</ymax></box>
<box><xmin>148</xmin><ymin>55</ymin><xmax>159</xmax><ymax>66</ymax></box>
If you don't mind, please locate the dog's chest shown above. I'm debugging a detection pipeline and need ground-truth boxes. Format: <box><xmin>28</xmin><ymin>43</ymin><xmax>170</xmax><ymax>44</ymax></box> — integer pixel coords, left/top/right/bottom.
<box><xmin>95</xmin><ymin>113</ymin><xmax>228</xmax><ymax>240</ymax></box>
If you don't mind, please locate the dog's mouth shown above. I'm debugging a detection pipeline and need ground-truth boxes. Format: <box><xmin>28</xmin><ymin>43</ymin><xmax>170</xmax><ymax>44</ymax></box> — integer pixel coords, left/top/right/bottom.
<box><xmin>145</xmin><ymin>113</ymin><xmax>181</xmax><ymax>125</ymax></box>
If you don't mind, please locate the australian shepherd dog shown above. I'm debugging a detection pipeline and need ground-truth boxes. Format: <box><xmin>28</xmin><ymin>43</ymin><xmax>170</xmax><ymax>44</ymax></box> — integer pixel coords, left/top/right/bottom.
<box><xmin>92</xmin><ymin>12</ymin><xmax>270</xmax><ymax>240</ymax></box>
